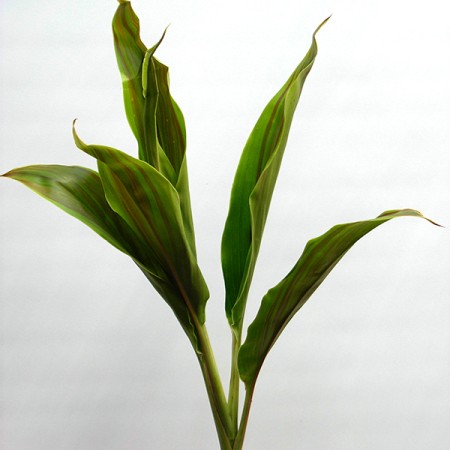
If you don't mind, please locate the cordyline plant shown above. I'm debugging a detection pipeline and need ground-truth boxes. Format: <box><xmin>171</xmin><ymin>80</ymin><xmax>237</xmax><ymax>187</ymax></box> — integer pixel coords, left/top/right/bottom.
<box><xmin>2</xmin><ymin>1</ymin><xmax>440</xmax><ymax>449</ymax></box>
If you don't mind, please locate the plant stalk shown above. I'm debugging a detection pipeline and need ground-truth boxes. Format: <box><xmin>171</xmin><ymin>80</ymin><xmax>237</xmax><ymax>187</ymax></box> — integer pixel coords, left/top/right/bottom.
<box><xmin>195</xmin><ymin>322</ymin><xmax>234</xmax><ymax>449</ymax></box>
<box><xmin>232</xmin><ymin>383</ymin><xmax>255</xmax><ymax>450</ymax></box>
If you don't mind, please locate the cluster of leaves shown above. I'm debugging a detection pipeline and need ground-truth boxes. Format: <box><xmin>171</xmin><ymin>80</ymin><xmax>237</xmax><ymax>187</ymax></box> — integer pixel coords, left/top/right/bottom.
<box><xmin>3</xmin><ymin>1</ymin><xmax>438</xmax><ymax>449</ymax></box>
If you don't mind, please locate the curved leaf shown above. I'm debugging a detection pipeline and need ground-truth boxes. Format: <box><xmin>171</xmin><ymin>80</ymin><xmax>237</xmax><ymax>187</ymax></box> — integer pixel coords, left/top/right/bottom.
<box><xmin>112</xmin><ymin>1</ymin><xmax>196</xmax><ymax>255</ymax></box>
<box><xmin>72</xmin><ymin>123</ymin><xmax>209</xmax><ymax>324</ymax></box>
<box><xmin>238</xmin><ymin>209</ymin><xmax>440</xmax><ymax>386</ymax></box>
<box><xmin>221</xmin><ymin>18</ymin><xmax>329</xmax><ymax>332</ymax></box>
<box><xmin>3</xmin><ymin>163</ymin><xmax>203</xmax><ymax>349</ymax></box>
<box><xmin>2</xmin><ymin>165</ymin><xmax>140</xmax><ymax>256</ymax></box>
<box><xmin>112</xmin><ymin>0</ymin><xmax>147</xmax><ymax>159</ymax></box>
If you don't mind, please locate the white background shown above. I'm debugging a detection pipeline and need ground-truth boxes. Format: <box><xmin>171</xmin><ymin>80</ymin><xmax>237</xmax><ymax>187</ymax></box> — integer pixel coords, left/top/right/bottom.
<box><xmin>1</xmin><ymin>0</ymin><xmax>449</xmax><ymax>449</ymax></box>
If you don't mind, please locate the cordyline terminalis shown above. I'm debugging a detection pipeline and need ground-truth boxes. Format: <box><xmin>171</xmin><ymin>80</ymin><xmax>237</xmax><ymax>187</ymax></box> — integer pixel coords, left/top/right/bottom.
<box><xmin>2</xmin><ymin>1</ymin><xmax>440</xmax><ymax>449</ymax></box>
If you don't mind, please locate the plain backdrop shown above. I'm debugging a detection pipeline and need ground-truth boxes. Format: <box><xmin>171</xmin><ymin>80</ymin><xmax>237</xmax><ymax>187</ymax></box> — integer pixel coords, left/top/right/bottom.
<box><xmin>1</xmin><ymin>0</ymin><xmax>449</xmax><ymax>449</ymax></box>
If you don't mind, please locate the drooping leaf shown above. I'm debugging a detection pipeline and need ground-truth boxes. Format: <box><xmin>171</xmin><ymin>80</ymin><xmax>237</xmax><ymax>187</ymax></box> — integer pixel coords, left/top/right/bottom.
<box><xmin>72</xmin><ymin>122</ymin><xmax>209</xmax><ymax>324</ymax></box>
<box><xmin>113</xmin><ymin>0</ymin><xmax>196</xmax><ymax>255</ymax></box>
<box><xmin>3</xmin><ymin>163</ymin><xmax>203</xmax><ymax>349</ymax></box>
<box><xmin>238</xmin><ymin>209</ymin><xmax>440</xmax><ymax>386</ymax></box>
<box><xmin>2</xmin><ymin>165</ymin><xmax>140</xmax><ymax>256</ymax></box>
<box><xmin>221</xmin><ymin>18</ymin><xmax>329</xmax><ymax>332</ymax></box>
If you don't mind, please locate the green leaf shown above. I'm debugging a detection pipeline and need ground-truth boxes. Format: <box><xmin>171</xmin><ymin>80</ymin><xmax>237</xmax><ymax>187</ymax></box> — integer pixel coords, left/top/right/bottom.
<box><xmin>113</xmin><ymin>1</ymin><xmax>196</xmax><ymax>255</ymax></box>
<box><xmin>152</xmin><ymin>59</ymin><xmax>186</xmax><ymax>175</ymax></box>
<box><xmin>149</xmin><ymin>57</ymin><xmax>197</xmax><ymax>256</ymax></box>
<box><xmin>113</xmin><ymin>2</ymin><xmax>186</xmax><ymax>175</ymax></box>
<box><xmin>221</xmin><ymin>18</ymin><xmax>329</xmax><ymax>332</ymax></box>
<box><xmin>112</xmin><ymin>0</ymin><xmax>147</xmax><ymax>160</ymax></box>
<box><xmin>2</xmin><ymin>165</ymin><xmax>141</xmax><ymax>256</ymax></box>
<box><xmin>141</xmin><ymin>33</ymin><xmax>166</xmax><ymax>169</ymax></box>
<box><xmin>72</xmin><ymin>123</ymin><xmax>209</xmax><ymax>324</ymax></box>
<box><xmin>2</xmin><ymin>163</ymin><xmax>203</xmax><ymax>349</ymax></box>
<box><xmin>238</xmin><ymin>209</ymin><xmax>440</xmax><ymax>386</ymax></box>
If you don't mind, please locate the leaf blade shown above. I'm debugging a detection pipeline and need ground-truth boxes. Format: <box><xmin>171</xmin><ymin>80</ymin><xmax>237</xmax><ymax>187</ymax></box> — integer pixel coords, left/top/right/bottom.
<box><xmin>238</xmin><ymin>209</ymin><xmax>439</xmax><ymax>386</ymax></box>
<box><xmin>221</xmin><ymin>19</ymin><xmax>329</xmax><ymax>331</ymax></box>
<box><xmin>2</xmin><ymin>165</ymin><xmax>138</xmax><ymax>256</ymax></box>
<box><xmin>112</xmin><ymin>0</ymin><xmax>147</xmax><ymax>159</ymax></box>
<box><xmin>72</xmin><ymin>124</ymin><xmax>209</xmax><ymax>323</ymax></box>
<box><xmin>151</xmin><ymin>57</ymin><xmax>197</xmax><ymax>255</ymax></box>
<box><xmin>113</xmin><ymin>2</ymin><xmax>196</xmax><ymax>254</ymax></box>
<box><xmin>3</xmin><ymin>163</ymin><xmax>203</xmax><ymax>349</ymax></box>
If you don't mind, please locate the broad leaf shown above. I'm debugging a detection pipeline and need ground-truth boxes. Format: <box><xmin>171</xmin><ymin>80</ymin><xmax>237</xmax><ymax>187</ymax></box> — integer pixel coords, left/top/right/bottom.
<box><xmin>221</xmin><ymin>18</ymin><xmax>329</xmax><ymax>332</ymax></box>
<box><xmin>72</xmin><ymin>123</ymin><xmax>209</xmax><ymax>324</ymax></box>
<box><xmin>238</xmin><ymin>209</ymin><xmax>439</xmax><ymax>386</ymax></box>
<box><xmin>2</xmin><ymin>164</ymin><xmax>202</xmax><ymax>349</ymax></box>
<box><xmin>113</xmin><ymin>0</ymin><xmax>196</xmax><ymax>255</ymax></box>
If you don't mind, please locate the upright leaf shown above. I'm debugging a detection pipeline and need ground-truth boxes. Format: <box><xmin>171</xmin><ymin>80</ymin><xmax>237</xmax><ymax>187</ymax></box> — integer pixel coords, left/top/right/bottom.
<box><xmin>112</xmin><ymin>0</ymin><xmax>147</xmax><ymax>161</ymax></box>
<box><xmin>141</xmin><ymin>35</ymin><xmax>166</xmax><ymax>169</ymax></box>
<box><xmin>150</xmin><ymin>57</ymin><xmax>197</xmax><ymax>255</ymax></box>
<box><xmin>72</xmin><ymin>123</ymin><xmax>209</xmax><ymax>324</ymax></box>
<box><xmin>221</xmin><ymin>18</ymin><xmax>329</xmax><ymax>332</ymax></box>
<box><xmin>152</xmin><ymin>59</ymin><xmax>186</xmax><ymax>174</ymax></box>
<box><xmin>238</xmin><ymin>209</ymin><xmax>439</xmax><ymax>386</ymax></box>
<box><xmin>113</xmin><ymin>0</ymin><xmax>196</xmax><ymax>254</ymax></box>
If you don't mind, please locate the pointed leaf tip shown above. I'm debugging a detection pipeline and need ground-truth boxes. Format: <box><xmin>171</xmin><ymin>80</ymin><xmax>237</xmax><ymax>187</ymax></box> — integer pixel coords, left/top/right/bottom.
<box><xmin>314</xmin><ymin>15</ymin><xmax>331</xmax><ymax>36</ymax></box>
<box><xmin>71</xmin><ymin>119</ymin><xmax>86</xmax><ymax>150</ymax></box>
<box><xmin>221</xmin><ymin>19</ymin><xmax>325</xmax><ymax>331</ymax></box>
<box><xmin>142</xmin><ymin>27</ymin><xmax>169</xmax><ymax>98</ymax></box>
<box><xmin>377</xmin><ymin>209</ymin><xmax>443</xmax><ymax>227</ymax></box>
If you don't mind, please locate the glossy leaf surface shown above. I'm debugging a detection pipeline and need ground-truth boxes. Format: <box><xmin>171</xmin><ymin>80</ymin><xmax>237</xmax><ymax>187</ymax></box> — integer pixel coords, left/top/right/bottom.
<box><xmin>238</xmin><ymin>209</ymin><xmax>439</xmax><ymax>386</ymax></box>
<box><xmin>221</xmin><ymin>18</ymin><xmax>329</xmax><ymax>331</ymax></box>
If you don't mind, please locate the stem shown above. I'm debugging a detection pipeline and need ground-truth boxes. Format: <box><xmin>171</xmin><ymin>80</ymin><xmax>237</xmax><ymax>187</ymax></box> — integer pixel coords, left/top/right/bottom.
<box><xmin>195</xmin><ymin>322</ymin><xmax>234</xmax><ymax>449</ymax></box>
<box><xmin>173</xmin><ymin>279</ymin><xmax>233</xmax><ymax>448</ymax></box>
<box><xmin>232</xmin><ymin>383</ymin><xmax>255</xmax><ymax>450</ymax></box>
<box><xmin>228</xmin><ymin>329</ymin><xmax>241</xmax><ymax>438</ymax></box>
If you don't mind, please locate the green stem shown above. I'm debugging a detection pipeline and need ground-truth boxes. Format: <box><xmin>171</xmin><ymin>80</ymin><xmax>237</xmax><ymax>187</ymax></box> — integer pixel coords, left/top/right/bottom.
<box><xmin>175</xmin><ymin>280</ymin><xmax>233</xmax><ymax>448</ymax></box>
<box><xmin>232</xmin><ymin>383</ymin><xmax>255</xmax><ymax>450</ymax></box>
<box><xmin>196</xmin><ymin>322</ymin><xmax>233</xmax><ymax>449</ymax></box>
<box><xmin>228</xmin><ymin>329</ymin><xmax>241</xmax><ymax>438</ymax></box>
